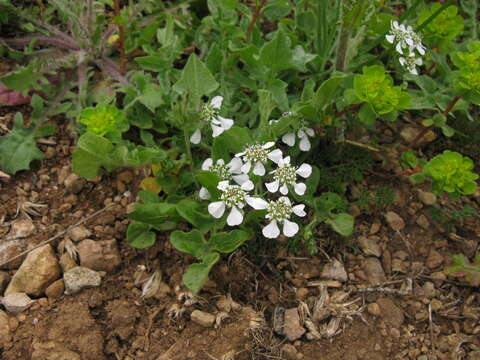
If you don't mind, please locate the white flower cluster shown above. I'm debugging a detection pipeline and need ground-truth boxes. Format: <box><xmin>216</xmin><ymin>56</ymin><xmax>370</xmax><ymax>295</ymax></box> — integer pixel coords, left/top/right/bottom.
<box><xmin>190</xmin><ymin>96</ymin><xmax>233</xmax><ymax>144</ymax></box>
<box><xmin>386</xmin><ymin>21</ymin><xmax>426</xmax><ymax>75</ymax></box>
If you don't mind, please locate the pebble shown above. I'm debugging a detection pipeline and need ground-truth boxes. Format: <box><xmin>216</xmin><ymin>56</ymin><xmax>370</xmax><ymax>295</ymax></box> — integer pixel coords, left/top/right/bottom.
<box><xmin>416</xmin><ymin>215</ymin><xmax>430</xmax><ymax>229</ymax></box>
<box><xmin>363</xmin><ymin>258</ymin><xmax>386</xmax><ymax>285</ymax></box>
<box><xmin>1</xmin><ymin>292</ymin><xmax>34</xmax><ymax>314</ymax></box>
<box><xmin>190</xmin><ymin>310</ymin><xmax>215</xmax><ymax>327</ymax></box>
<box><xmin>45</xmin><ymin>279</ymin><xmax>65</xmax><ymax>300</ymax></box>
<box><xmin>358</xmin><ymin>236</ymin><xmax>381</xmax><ymax>257</ymax></box>
<box><xmin>68</xmin><ymin>225</ymin><xmax>92</xmax><ymax>242</ymax></box>
<box><xmin>426</xmin><ymin>249</ymin><xmax>444</xmax><ymax>269</ymax></box>
<box><xmin>281</xmin><ymin>344</ymin><xmax>299</xmax><ymax>360</ymax></box>
<box><xmin>296</xmin><ymin>288</ymin><xmax>309</xmax><ymax>301</ymax></box>
<box><xmin>377</xmin><ymin>298</ymin><xmax>404</xmax><ymax>327</ymax></box>
<box><xmin>59</xmin><ymin>252</ymin><xmax>77</xmax><ymax>273</ymax></box>
<box><xmin>7</xmin><ymin>219</ymin><xmax>35</xmax><ymax>240</ymax></box>
<box><xmin>283</xmin><ymin>308</ymin><xmax>305</xmax><ymax>341</ymax></box>
<box><xmin>367</xmin><ymin>303</ymin><xmax>381</xmax><ymax>316</ymax></box>
<box><xmin>417</xmin><ymin>190</ymin><xmax>437</xmax><ymax>206</ymax></box>
<box><xmin>385</xmin><ymin>211</ymin><xmax>405</xmax><ymax>231</ymax></box>
<box><xmin>0</xmin><ymin>310</ymin><xmax>11</xmax><ymax>348</ymax></box>
<box><xmin>0</xmin><ymin>241</ymin><xmax>25</xmax><ymax>269</ymax></box>
<box><xmin>64</xmin><ymin>173</ymin><xmax>85</xmax><ymax>194</ymax></box>
<box><xmin>5</xmin><ymin>244</ymin><xmax>61</xmax><ymax>297</ymax></box>
<box><xmin>320</xmin><ymin>259</ymin><xmax>347</xmax><ymax>282</ymax></box>
<box><xmin>117</xmin><ymin>171</ymin><xmax>134</xmax><ymax>183</ymax></box>
<box><xmin>77</xmin><ymin>239</ymin><xmax>121</xmax><ymax>273</ymax></box>
<box><xmin>31</xmin><ymin>341</ymin><xmax>81</xmax><ymax>360</ymax></box>
<box><xmin>64</xmin><ymin>267</ymin><xmax>102</xmax><ymax>295</ymax></box>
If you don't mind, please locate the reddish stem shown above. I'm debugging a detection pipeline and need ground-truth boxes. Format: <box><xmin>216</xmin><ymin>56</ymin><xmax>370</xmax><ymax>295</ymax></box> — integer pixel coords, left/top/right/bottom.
<box><xmin>113</xmin><ymin>0</ymin><xmax>126</xmax><ymax>75</ymax></box>
<box><xmin>246</xmin><ymin>0</ymin><xmax>267</xmax><ymax>39</ymax></box>
<box><xmin>424</xmin><ymin>62</ymin><xmax>436</xmax><ymax>75</ymax></box>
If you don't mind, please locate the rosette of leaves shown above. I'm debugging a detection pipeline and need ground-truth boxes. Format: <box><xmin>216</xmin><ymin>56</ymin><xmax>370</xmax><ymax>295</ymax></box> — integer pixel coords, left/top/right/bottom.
<box><xmin>450</xmin><ymin>42</ymin><xmax>480</xmax><ymax>105</ymax></box>
<box><xmin>78</xmin><ymin>104</ymin><xmax>128</xmax><ymax>139</ymax></box>
<box><xmin>412</xmin><ymin>150</ymin><xmax>479</xmax><ymax>200</ymax></box>
<box><xmin>417</xmin><ymin>4</ymin><xmax>464</xmax><ymax>52</ymax></box>
<box><xmin>344</xmin><ymin>65</ymin><xmax>410</xmax><ymax>125</ymax></box>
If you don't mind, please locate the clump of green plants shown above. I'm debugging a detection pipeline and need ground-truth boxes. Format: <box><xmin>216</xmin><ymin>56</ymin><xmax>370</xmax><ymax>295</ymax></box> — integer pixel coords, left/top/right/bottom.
<box><xmin>445</xmin><ymin>254</ymin><xmax>480</xmax><ymax>287</ymax></box>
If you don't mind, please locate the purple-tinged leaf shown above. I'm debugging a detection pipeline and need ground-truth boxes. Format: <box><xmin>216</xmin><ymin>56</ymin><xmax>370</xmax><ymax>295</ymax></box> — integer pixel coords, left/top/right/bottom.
<box><xmin>0</xmin><ymin>83</ymin><xmax>31</xmax><ymax>106</ymax></box>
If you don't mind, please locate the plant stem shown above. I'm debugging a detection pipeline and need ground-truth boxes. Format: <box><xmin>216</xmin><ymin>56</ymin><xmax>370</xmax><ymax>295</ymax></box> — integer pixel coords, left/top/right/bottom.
<box><xmin>113</xmin><ymin>0</ymin><xmax>126</xmax><ymax>75</ymax></box>
<box><xmin>335</xmin><ymin>14</ymin><xmax>350</xmax><ymax>72</ymax></box>
<box><xmin>246</xmin><ymin>0</ymin><xmax>267</xmax><ymax>40</ymax></box>
<box><xmin>316</xmin><ymin>0</ymin><xmax>328</xmax><ymax>69</ymax></box>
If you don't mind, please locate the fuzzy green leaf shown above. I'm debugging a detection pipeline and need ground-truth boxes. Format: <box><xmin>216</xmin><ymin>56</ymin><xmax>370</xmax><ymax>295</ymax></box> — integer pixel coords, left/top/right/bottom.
<box><xmin>183</xmin><ymin>252</ymin><xmax>220</xmax><ymax>294</ymax></box>
<box><xmin>126</xmin><ymin>221</ymin><xmax>156</xmax><ymax>249</ymax></box>
<box><xmin>209</xmin><ymin>230</ymin><xmax>249</xmax><ymax>253</ymax></box>
<box><xmin>170</xmin><ymin>229</ymin><xmax>208</xmax><ymax>259</ymax></box>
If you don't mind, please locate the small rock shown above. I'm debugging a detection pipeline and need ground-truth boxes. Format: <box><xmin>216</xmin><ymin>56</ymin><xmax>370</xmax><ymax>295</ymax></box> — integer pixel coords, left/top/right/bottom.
<box><xmin>430</xmin><ymin>299</ymin><xmax>442</xmax><ymax>311</ymax></box>
<box><xmin>385</xmin><ymin>211</ymin><xmax>405</xmax><ymax>231</ymax></box>
<box><xmin>320</xmin><ymin>259</ymin><xmax>347</xmax><ymax>282</ymax></box>
<box><xmin>59</xmin><ymin>252</ymin><xmax>77</xmax><ymax>272</ymax></box>
<box><xmin>64</xmin><ymin>173</ymin><xmax>85</xmax><ymax>194</ymax></box>
<box><xmin>117</xmin><ymin>171</ymin><xmax>134</xmax><ymax>183</ymax></box>
<box><xmin>0</xmin><ymin>240</ymin><xmax>25</xmax><ymax>269</ymax></box>
<box><xmin>426</xmin><ymin>249</ymin><xmax>444</xmax><ymax>269</ymax></box>
<box><xmin>7</xmin><ymin>219</ymin><xmax>35</xmax><ymax>239</ymax></box>
<box><xmin>400</xmin><ymin>125</ymin><xmax>436</xmax><ymax>144</ymax></box>
<box><xmin>0</xmin><ymin>310</ymin><xmax>11</xmax><ymax>348</ymax></box>
<box><xmin>5</xmin><ymin>244</ymin><xmax>61</xmax><ymax>297</ymax></box>
<box><xmin>417</xmin><ymin>190</ymin><xmax>437</xmax><ymax>206</ymax></box>
<box><xmin>283</xmin><ymin>308</ymin><xmax>305</xmax><ymax>341</ymax></box>
<box><xmin>416</xmin><ymin>215</ymin><xmax>430</xmax><ymax>229</ymax></box>
<box><xmin>0</xmin><ymin>271</ymin><xmax>10</xmax><ymax>294</ymax></box>
<box><xmin>430</xmin><ymin>271</ymin><xmax>446</xmax><ymax>286</ymax></box>
<box><xmin>32</xmin><ymin>341</ymin><xmax>81</xmax><ymax>360</ymax></box>
<box><xmin>382</xmin><ymin>250</ymin><xmax>392</xmax><ymax>275</ymax></box>
<box><xmin>358</xmin><ymin>236</ymin><xmax>381</xmax><ymax>257</ymax></box>
<box><xmin>422</xmin><ymin>282</ymin><xmax>436</xmax><ymax>298</ymax></box>
<box><xmin>68</xmin><ymin>225</ymin><xmax>91</xmax><ymax>242</ymax></box>
<box><xmin>1</xmin><ymin>292</ymin><xmax>34</xmax><ymax>314</ymax></box>
<box><xmin>45</xmin><ymin>279</ymin><xmax>65</xmax><ymax>300</ymax></box>
<box><xmin>367</xmin><ymin>303</ymin><xmax>381</xmax><ymax>316</ymax></box>
<box><xmin>64</xmin><ymin>267</ymin><xmax>101</xmax><ymax>295</ymax></box>
<box><xmin>281</xmin><ymin>344</ymin><xmax>299</xmax><ymax>360</ymax></box>
<box><xmin>393</xmin><ymin>250</ymin><xmax>409</xmax><ymax>260</ymax></box>
<box><xmin>377</xmin><ymin>298</ymin><xmax>404</xmax><ymax>327</ymax></box>
<box><xmin>77</xmin><ymin>239</ymin><xmax>121</xmax><ymax>273</ymax></box>
<box><xmin>363</xmin><ymin>258</ymin><xmax>386</xmax><ymax>285</ymax></box>
<box><xmin>392</xmin><ymin>258</ymin><xmax>408</xmax><ymax>273</ymax></box>
<box><xmin>190</xmin><ymin>310</ymin><xmax>215</xmax><ymax>327</ymax></box>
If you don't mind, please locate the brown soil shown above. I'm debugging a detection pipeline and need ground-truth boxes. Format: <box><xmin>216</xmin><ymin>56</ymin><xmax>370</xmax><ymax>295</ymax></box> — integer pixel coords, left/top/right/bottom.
<box><xmin>0</xmin><ymin>114</ymin><xmax>479</xmax><ymax>360</ymax></box>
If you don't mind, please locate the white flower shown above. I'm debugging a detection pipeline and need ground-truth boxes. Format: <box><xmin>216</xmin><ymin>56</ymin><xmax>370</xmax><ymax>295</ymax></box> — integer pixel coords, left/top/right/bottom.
<box><xmin>190</xmin><ymin>96</ymin><xmax>234</xmax><ymax>144</ymax></box>
<box><xmin>399</xmin><ymin>52</ymin><xmax>423</xmax><ymax>75</ymax></box>
<box><xmin>265</xmin><ymin>156</ymin><xmax>312</xmax><ymax>195</ymax></box>
<box><xmin>235</xmin><ymin>142</ymin><xmax>283</xmax><ymax>176</ymax></box>
<box><xmin>250</xmin><ymin>197</ymin><xmax>306</xmax><ymax>238</ymax></box>
<box><xmin>282</xmin><ymin>127</ymin><xmax>315</xmax><ymax>152</ymax></box>
<box><xmin>199</xmin><ymin>157</ymin><xmax>249</xmax><ymax>200</ymax></box>
<box><xmin>386</xmin><ymin>21</ymin><xmax>425</xmax><ymax>57</ymax></box>
<box><xmin>208</xmin><ymin>180</ymin><xmax>254</xmax><ymax>226</ymax></box>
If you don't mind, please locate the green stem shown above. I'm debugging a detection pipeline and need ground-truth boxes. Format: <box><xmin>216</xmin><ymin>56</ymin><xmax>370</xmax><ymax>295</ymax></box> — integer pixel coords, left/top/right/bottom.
<box><xmin>316</xmin><ymin>0</ymin><xmax>328</xmax><ymax>69</ymax></box>
<box><xmin>335</xmin><ymin>21</ymin><xmax>350</xmax><ymax>72</ymax></box>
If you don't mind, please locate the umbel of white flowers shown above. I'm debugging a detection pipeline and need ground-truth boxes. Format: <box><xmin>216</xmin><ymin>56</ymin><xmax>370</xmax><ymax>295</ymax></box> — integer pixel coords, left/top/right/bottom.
<box><xmin>190</xmin><ymin>96</ymin><xmax>234</xmax><ymax>144</ymax></box>
<box><xmin>386</xmin><ymin>21</ymin><xmax>426</xmax><ymax>75</ymax></box>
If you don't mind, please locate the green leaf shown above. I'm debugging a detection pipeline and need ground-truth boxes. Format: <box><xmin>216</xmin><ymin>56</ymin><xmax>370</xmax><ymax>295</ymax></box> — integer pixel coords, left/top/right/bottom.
<box><xmin>183</xmin><ymin>252</ymin><xmax>220</xmax><ymax>294</ymax></box>
<box><xmin>176</xmin><ymin>199</ymin><xmax>215</xmax><ymax>231</ymax></box>
<box><xmin>126</xmin><ymin>221</ymin><xmax>156</xmax><ymax>249</ymax></box>
<box><xmin>170</xmin><ymin>229</ymin><xmax>208</xmax><ymax>259</ymax></box>
<box><xmin>0</xmin><ymin>66</ymin><xmax>43</xmax><ymax>92</ymax></box>
<box><xmin>196</xmin><ymin>171</ymin><xmax>221</xmax><ymax>198</ymax></box>
<box><xmin>0</xmin><ymin>112</ymin><xmax>44</xmax><ymax>174</ymax></box>
<box><xmin>358</xmin><ymin>103</ymin><xmax>377</xmax><ymax>126</ymax></box>
<box><xmin>209</xmin><ymin>230</ymin><xmax>249</xmax><ymax>253</ymax></box>
<box><xmin>135</xmin><ymin>54</ymin><xmax>170</xmax><ymax>72</ymax></box>
<box><xmin>72</xmin><ymin>132</ymin><xmax>114</xmax><ymax>179</ymax></box>
<box><xmin>291</xmin><ymin>45</ymin><xmax>317</xmax><ymax>72</ymax></box>
<box><xmin>259</xmin><ymin>28</ymin><xmax>293</xmax><ymax>73</ymax></box>
<box><xmin>138</xmin><ymin>84</ymin><xmax>164</xmax><ymax>112</ymax></box>
<box><xmin>269</xmin><ymin>79</ymin><xmax>289</xmax><ymax>112</ymax></box>
<box><xmin>172</xmin><ymin>54</ymin><xmax>219</xmax><ymax>105</ymax></box>
<box><xmin>212</xmin><ymin>126</ymin><xmax>252</xmax><ymax>160</ymax></box>
<box><xmin>314</xmin><ymin>73</ymin><xmax>347</xmax><ymax>111</ymax></box>
<box><xmin>126</xmin><ymin>202</ymin><xmax>177</xmax><ymax>229</ymax></box>
<box><xmin>325</xmin><ymin>213</ymin><xmax>354</xmax><ymax>236</ymax></box>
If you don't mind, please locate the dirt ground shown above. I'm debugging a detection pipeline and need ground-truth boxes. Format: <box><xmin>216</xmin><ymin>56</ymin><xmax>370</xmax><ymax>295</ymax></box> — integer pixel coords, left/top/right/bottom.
<box><xmin>0</xmin><ymin>109</ymin><xmax>479</xmax><ymax>360</ymax></box>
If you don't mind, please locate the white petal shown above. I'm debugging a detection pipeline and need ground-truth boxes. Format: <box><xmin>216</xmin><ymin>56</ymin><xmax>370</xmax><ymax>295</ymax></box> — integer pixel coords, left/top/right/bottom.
<box><xmin>246</xmin><ymin>197</ymin><xmax>269</xmax><ymax>210</ymax></box>
<box><xmin>283</xmin><ymin>156</ymin><xmax>291</xmax><ymax>165</ymax></box>
<box><xmin>218</xmin><ymin>116</ymin><xmax>234</xmax><ymax>130</ymax></box>
<box><xmin>392</xmin><ymin>21</ymin><xmax>399</xmax><ymax>29</ymax></box>
<box><xmin>233</xmin><ymin>174</ymin><xmax>249</xmax><ymax>185</ymax></box>
<box><xmin>280</xmin><ymin>183</ymin><xmax>289</xmax><ymax>195</ymax></box>
<box><xmin>299</xmin><ymin>136</ymin><xmax>311</xmax><ymax>151</ymax></box>
<box><xmin>202</xmin><ymin>158</ymin><xmax>213</xmax><ymax>171</ymax></box>
<box><xmin>296</xmin><ymin>163</ymin><xmax>312</xmax><ymax>178</ymax></box>
<box><xmin>199</xmin><ymin>187</ymin><xmax>211</xmax><ymax>200</ymax></box>
<box><xmin>227</xmin><ymin>157</ymin><xmax>243</xmax><ymax>173</ymax></box>
<box><xmin>262</xmin><ymin>141</ymin><xmax>275</xmax><ymax>149</ymax></box>
<box><xmin>265</xmin><ymin>180</ymin><xmax>280</xmax><ymax>193</ymax></box>
<box><xmin>267</xmin><ymin>149</ymin><xmax>283</xmax><ymax>164</ymax></box>
<box><xmin>241</xmin><ymin>161</ymin><xmax>252</xmax><ymax>174</ymax></box>
<box><xmin>279</xmin><ymin>196</ymin><xmax>291</xmax><ymax>205</ymax></box>
<box><xmin>190</xmin><ymin>129</ymin><xmax>201</xmax><ymax>144</ymax></box>
<box><xmin>241</xmin><ymin>180</ymin><xmax>254</xmax><ymax>191</ymax></box>
<box><xmin>263</xmin><ymin>221</ymin><xmax>280</xmax><ymax>239</ymax></box>
<box><xmin>282</xmin><ymin>133</ymin><xmax>296</xmax><ymax>147</ymax></box>
<box><xmin>293</xmin><ymin>204</ymin><xmax>306</xmax><ymax>217</ymax></box>
<box><xmin>253</xmin><ymin>162</ymin><xmax>265</xmax><ymax>176</ymax></box>
<box><xmin>305</xmin><ymin>127</ymin><xmax>315</xmax><ymax>137</ymax></box>
<box><xmin>217</xmin><ymin>180</ymin><xmax>230</xmax><ymax>191</ymax></box>
<box><xmin>210</xmin><ymin>96</ymin><xmax>223</xmax><ymax>109</ymax></box>
<box><xmin>227</xmin><ymin>206</ymin><xmax>243</xmax><ymax>226</ymax></box>
<box><xmin>385</xmin><ymin>34</ymin><xmax>395</xmax><ymax>44</ymax></box>
<box><xmin>211</xmin><ymin>124</ymin><xmax>225</xmax><ymax>137</ymax></box>
<box><xmin>399</xmin><ymin>57</ymin><xmax>406</xmax><ymax>66</ymax></box>
<box><xmin>283</xmin><ymin>219</ymin><xmax>299</xmax><ymax>237</ymax></box>
<box><xmin>297</xmin><ymin>129</ymin><xmax>306</xmax><ymax>138</ymax></box>
<box><xmin>415</xmin><ymin>57</ymin><xmax>423</xmax><ymax>66</ymax></box>
<box><xmin>217</xmin><ymin>159</ymin><xmax>225</xmax><ymax>165</ymax></box>
<box><xmin>409</xmin><ymin>68</ymin><xmax>418</xmax><ymax>75</ymax></box>
<box><xmin>395</xmin><ymin>42</ymin><xmax>403</xmax><ymax>54</ymax></box>
<box><xmin>405</xmin><ymin>37</ymin><xmax>413</xmax><ymax>46</ymax></box>
<box><xmin>208</xmin><ymin>201</ymin><xmax>225</xmax><ymax>218</ymax></box>
<box><xmin>235</xmin><ymin>151</ymin><xmax>246</xmax><ymax>157</ymax></box>
<box><xmin>294</xmin><ymin>182</ymin><xmax>306</xmax><ymax>195</ymax></box>
<box><xmin>417</xmin><ymin>45</ymin><xmax>426</xmax><ymax>56</ymax></box>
